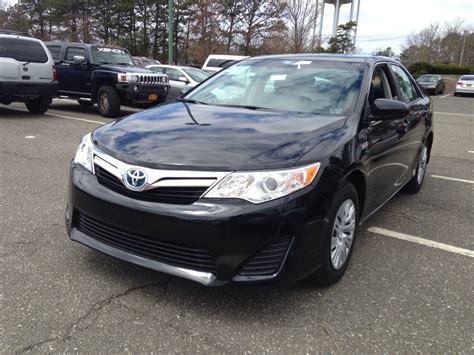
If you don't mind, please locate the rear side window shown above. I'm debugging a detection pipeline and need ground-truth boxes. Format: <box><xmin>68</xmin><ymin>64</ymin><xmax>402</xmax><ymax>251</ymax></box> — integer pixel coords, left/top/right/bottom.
<box><xmin>65</xmin><ymin>47</ymin><xmax>86</xmax><ymax>61</ymax></box>
<box><xmin>0</xmin><ymin>38</ymin><xmax>48</xmax><ymax>63</ymax></box>
<box><xmin>47</xmin><ymin>45</ymin><xmax>62</xmax><ymax>61</ymax></box>
<box><xmin>207</xmin><ymin>59</ymin><xmax>238</xmax><ymax>69</ymax></box>
<box><xmin>390</xmin><ymin>65</ymin><xmax>420</xmax><ymax>103</ymax></box>
<box><xmin>460</xmin><ymin>75</ymin><xmax>474</xmax><ymax>81</ymax></box>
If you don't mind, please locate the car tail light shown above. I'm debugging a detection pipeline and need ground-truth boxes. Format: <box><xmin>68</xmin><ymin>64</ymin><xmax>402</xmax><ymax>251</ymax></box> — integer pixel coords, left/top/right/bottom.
<box><xmin>52</xmin><ymin>64</ymin><xmax>57</xmax><ymax>81</ymax></box>
<box><xmin>456</xmin><ymin>81</ymin><xmax>463</xmax><ymax>86</ymax></box>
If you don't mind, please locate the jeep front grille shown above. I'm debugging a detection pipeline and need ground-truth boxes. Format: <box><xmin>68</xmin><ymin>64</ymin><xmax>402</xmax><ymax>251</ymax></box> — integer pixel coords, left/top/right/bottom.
<box><xmin>138</xmin><ymin>75</ymin><xmax>167</xmax><ymax>85</ymax></box>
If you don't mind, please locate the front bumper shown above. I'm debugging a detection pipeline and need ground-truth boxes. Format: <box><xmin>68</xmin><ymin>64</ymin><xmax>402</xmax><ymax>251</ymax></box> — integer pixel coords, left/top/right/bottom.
<box><xmin>0</xmin><ymin>80</ymin><xmax>59</xmax><ymax>100</ymax></box>
<box><xmin>66</xmin><ymin>165</ymin><xmax>331</xmax><ymax>286</ymax></box>
<box><xmin>116</xmin><ymin>83</ymin><xmax>169</xmax><ymax>104</ymax></box>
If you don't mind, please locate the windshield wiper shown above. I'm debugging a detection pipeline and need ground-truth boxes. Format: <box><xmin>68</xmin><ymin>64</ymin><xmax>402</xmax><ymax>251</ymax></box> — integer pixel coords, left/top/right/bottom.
<box><xmin>215</xmin><ymin>104</ymin><xmax>274</xmax><ymax>111</ymax></box>
<box><xmin>176</xmin><ymin>98</ymin><xmax>208</xmax><ymax>105</ymax></box>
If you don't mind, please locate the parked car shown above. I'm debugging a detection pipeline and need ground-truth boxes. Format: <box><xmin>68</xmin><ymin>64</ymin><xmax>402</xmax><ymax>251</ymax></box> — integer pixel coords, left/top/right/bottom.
<box><xmin>0</xmin><ymin>30</ymin><xmax>58</xmax><ymax>114</ymax></box>
<box><xmin>202</xmin><ymin>54</ymin><xmax>249</xmax><ymax>74</ymax></box>
<box><xmin>133</xmin><ymin>56</ymin><xmax>161</xmax><ymax>68</ymax></box>
<box><xmin>416</xmin><ymin>74</ymin><xmax>445</xmax><ymax>95</ymax></box>
<box><xmin>45</xmin><ymin>42</ymin><xmax>169</xmax><ymax>117</ymax></box>
<box><xmin>454</xmin><ymin>75</ymin><xmax>474</xmax><ymax>96</ymax></box>
<box><xmin>66</xmin><ymin>54</ymin><xmax>433</xmax><ymax>287</ymax></box>
<box><xmin>147</xmin><ymin>65</ymin><xmax>210</xmax><ymax>100</ymax></box>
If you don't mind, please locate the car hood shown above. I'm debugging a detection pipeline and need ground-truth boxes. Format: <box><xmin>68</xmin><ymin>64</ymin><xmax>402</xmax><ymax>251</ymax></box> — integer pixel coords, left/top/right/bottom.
<box><xmin>93</xmin><ymin>103</ymin><xmax>346</xmax><ymax>171</ymax></box>
<box><xmin>99</xmin><ymin>64</ymin><xmax>158</xmax><ymax>74</ymax></box>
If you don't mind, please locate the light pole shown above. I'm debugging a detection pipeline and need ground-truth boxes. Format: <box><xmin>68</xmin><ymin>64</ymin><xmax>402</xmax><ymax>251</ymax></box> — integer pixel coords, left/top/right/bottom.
<box><xmin>168</xmin><ymin>0</ymin><xmax>174</xmax><ymax>64</ymax></box>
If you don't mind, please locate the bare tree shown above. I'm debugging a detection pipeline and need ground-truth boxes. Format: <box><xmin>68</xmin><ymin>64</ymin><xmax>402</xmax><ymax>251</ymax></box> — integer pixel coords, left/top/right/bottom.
<box><xmin>285</xmin><ymin>0</ymin><xmax>318</xmax><ymax>53</ymax></box>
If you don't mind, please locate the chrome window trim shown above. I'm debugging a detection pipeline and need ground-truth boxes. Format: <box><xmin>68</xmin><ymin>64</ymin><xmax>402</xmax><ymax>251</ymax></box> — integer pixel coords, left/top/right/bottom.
<box><xmin>92</xmin><ymin>146</ymin><xmax>231</xmax><ymax>194</ymax></box>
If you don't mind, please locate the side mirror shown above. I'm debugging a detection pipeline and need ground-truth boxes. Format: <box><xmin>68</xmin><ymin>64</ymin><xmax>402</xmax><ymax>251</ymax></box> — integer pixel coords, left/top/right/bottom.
<box><xmin>178</xmin><ymin>76</ymin><xmax>189</xmax><ymax>83</ymax></box>
<box><xmin>371</xmin><ymin>99</ymin><xmax>409</xmax><ymax>120</ymax></box>
<box><xmin>73</xmin><ymin>55</ymin><xmax>86</xmax><ymax>64</ymax></box>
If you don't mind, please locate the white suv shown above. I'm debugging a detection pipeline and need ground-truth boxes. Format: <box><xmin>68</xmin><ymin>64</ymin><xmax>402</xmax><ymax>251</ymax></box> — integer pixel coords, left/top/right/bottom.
<box><xmin>0</xmin><ymin>30</ymin><xmax>58</xmax><ymax>114</ymax></box>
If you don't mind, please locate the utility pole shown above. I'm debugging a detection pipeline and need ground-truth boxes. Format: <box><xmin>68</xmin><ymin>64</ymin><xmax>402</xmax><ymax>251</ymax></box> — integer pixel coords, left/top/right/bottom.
<box><xmin>168</xmin><ymin>0</ymin><xmax>174</xmax><ymax>64</ymax></box>
<box><xmin>459</xmin><ymin>31</ymin><xmax>467</xmax><ymax>66</ymax></box>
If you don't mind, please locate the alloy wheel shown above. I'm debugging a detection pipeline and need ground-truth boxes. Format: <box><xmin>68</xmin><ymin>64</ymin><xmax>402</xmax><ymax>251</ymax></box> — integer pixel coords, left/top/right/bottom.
<box><xmin>330</xmin><ymin>199</ymin><xmax>356</xmax><ymax>270</ymax></box>
<box><xmin>99</xmin><ymin>93</ymin><xmax>110</xmax><ymax>112</ymax></box>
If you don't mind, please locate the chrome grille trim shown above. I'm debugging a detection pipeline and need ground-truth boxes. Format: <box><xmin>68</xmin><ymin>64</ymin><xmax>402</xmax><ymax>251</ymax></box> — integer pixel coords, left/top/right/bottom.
<box><xmin>92</xmin><ymin>147</ymin><xmax>231</xmax><ymax>193</ymax></box>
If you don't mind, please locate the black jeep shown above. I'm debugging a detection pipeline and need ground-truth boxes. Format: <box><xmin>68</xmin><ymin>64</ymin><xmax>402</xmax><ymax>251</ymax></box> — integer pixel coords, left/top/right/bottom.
<box><xmin>45</xmin><ymin>42</ymin><xmax>169</xmax><ymax>117</ymax></box>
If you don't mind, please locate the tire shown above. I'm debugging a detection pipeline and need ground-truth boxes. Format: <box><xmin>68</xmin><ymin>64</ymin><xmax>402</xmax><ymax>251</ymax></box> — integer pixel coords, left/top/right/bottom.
<box><xmin>308</xmin><ymin>182</ymin><xmax>359</xmax><ymax>286</ymax></box>
<box><xmin>454</xmin><ymin>92</ymin><xmax>459</xmax><ymax>97</ymax></box>
<box><xmin>97</xmin><ymin>85</ymin><xmax>121</xmax><ymax>118</ymax></box>
<box><xmin>78</xmin><ymin>99</ymin><xmax>94</xmax><ymax>107</ymax></box>
<box><xmin>404</xmin><ymin>145</ymin><xmax>428</xmax><ymax>194</ymax></box>
<box><xmin>25</xmin><ymin>96</ymin><xmax>51</xmax><ymax>114</ymax></box>
<box><xmin>434</xmin><ymin>88</ymin><xmax>438</xmax><ymax>95</ymax></box>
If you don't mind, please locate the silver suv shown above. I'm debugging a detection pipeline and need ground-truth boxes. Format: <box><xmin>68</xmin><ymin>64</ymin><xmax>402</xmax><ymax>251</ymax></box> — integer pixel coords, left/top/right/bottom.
<box><xmin>0</xmin><ymin>30</ymin><xmax>58</xmax><ymax>114</ymax></box>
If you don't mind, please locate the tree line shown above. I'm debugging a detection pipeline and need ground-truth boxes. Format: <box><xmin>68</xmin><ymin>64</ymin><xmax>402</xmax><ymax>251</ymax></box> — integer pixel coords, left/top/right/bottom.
<box><xmin>1</xmin><ymin>1</ymin><xmax>471</xmax><ymax>67</ymax></box>
<box><xmin>0</xmin><ymin>0</ymin><xmax>327</xmax><ymax>65</ymax></box>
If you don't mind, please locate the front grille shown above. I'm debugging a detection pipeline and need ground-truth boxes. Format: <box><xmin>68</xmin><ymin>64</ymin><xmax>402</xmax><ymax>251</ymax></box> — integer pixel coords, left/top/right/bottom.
<box><xmin>138</xmin><ymin>75</ymin><xmax>167</xmax><ymax>85</ymax></box>
<box><xmin>75</xmin><ymin>212</ymin><xmax>216</xmax><ymax>272</ymax></box>
<box><xmin>237</xmin><ymin>237</ymin><xmax>293</xmax><ymax>277</ymax></box>
<box><xmin>95</xmin><ymin>165</ymin><xmax>208</xmax><ymax>205</ymax></box>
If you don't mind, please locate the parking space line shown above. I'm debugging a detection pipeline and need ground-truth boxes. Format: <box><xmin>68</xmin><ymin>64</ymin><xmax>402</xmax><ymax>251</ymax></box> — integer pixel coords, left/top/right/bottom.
<box><xmin>368</xmin><ymin>227</ymin><xmax>474</xmax><ymax>258</ymax></box>
<box><xmin>430</xmin><ymin>175</ymin><xmax>474</xmax><ymax>184</ymax></box>
<box><xmin>439</xmin><ymin>94</ymin><xmax>450</xmax><ymax>99</ymax></box>
<box><xmin>434</xmin><ymin>111</ymin><xmax>474</xmax><ymax>117</ymax></box>
<box><xmin>468</xmin><ymin>151</ymin><xmax>474</xmax><ymax>154</ymax></box>
<box><xmin>4</xmin><ymin>106</ymin><xmax>106</xmax><ymax>125</ymax></box>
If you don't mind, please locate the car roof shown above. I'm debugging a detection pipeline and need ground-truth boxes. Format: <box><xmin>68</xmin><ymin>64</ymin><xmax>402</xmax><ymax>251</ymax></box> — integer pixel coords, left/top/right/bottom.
<box><xmin>0</xmin><ymin>29</ymin><xmax>33</xmax><ymax>38</ymax></box>
<box><xmin>45</xmin><ymin>41</ymin><xmax>127</xmax><ymax>50</ymax></box>
<box><xmin>205</xmin><ymin>54</ymin><xmax>249</xmax><ymax>60</ymax></box>
<box><xmin>244</xmin><ymin>53</ymin><xmax>400</xmax><ymax>64</ymax></box>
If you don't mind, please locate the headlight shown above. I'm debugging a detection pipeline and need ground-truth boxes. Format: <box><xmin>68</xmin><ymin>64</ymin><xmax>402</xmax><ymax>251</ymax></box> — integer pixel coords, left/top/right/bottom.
<box><xmin>117</xmin><ymin>74</ymin><xmax>128</xmax><ymax>83</ymax></box>
<box><xmin>204</xmin><ymin>163</ymin><xmax>320</xmax><ymax>203</ymax></box>
<box><xmin>73</xmin><ymin>133</ymin><xmax>94</xmax><ymax>172</ymax></box>
<box><xmin>130</xmin><ymin>75</ymin><xmax>139</xmax><ymax>83</ymax></box>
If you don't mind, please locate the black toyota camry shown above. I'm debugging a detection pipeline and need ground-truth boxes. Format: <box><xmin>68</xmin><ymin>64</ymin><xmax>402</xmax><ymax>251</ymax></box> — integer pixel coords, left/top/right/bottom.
<box><xmin>66</xmin><ymin>55</ymin><xmax>433</xmax><ymax>286</ymax></box>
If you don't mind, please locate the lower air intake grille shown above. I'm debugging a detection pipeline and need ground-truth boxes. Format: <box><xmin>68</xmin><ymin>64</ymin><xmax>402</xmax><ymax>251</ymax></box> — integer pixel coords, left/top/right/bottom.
<box><xmin>237</xmin><ymin>237</ymin><xmax>293</xmax><ymax>277</ymax></box>
<box><xmin>94</xmin><ymin>165</ymin><xmax>209</xmax><ymax>205</ymax></box>
<box><xmin>75</xmin><ymin>212</ymin><xmax>216</xmax><ymax>273</ymax></box>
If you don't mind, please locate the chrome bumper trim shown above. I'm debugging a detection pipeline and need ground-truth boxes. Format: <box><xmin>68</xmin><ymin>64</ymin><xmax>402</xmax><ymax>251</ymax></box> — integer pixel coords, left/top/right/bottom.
<box><xmin>70</xmin><ymin>228</ymin><xmax>227</xmax><ymax>287</ymax></box>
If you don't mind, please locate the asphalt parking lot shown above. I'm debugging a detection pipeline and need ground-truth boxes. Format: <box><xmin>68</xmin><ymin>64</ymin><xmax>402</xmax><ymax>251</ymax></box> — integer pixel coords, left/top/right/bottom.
<box><xmin>1</xmin><ymin>95</ymin><xmax>473</xmax><ymax>353</ymax></box>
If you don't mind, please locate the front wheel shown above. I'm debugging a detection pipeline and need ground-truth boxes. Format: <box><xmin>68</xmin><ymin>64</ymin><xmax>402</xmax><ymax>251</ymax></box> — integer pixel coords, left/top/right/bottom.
<box><xmin>308</xmin><ymin>182</ymin><xmax>359</xmax><ymax>286</ymax></box>
<box><xmin>25</xmin><ymin>96</ymin><xmax>51</xmax><ymax>114</ymax></box>
<box><xmin>97</xmin><ymin>86</ymin><xmax>121</xmax><ymax>118</ymax></box>
<box><xmin>404</xmin><ymin>145</ymin><xmax>428</xmax><ymax>194</ymax></box>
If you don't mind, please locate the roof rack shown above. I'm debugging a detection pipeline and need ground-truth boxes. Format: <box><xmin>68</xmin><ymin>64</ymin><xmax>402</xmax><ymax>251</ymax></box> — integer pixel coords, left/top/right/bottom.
<box><xmin>0</xmin><ymin>29</ymin><xmax>33</xmax><ymax>38</ymax></box>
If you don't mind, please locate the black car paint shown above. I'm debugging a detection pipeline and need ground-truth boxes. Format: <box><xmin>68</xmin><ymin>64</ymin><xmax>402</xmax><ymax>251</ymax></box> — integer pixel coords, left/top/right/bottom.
<box><xmin>66</xmin><ymin>55</ymin><xmax>433</xmax><ymax>286</ymax></box>
<box><xmin>45</xmin><ymin>42</ymin><xmax>169</xmax><ymax>105</ymax></box>
<box><xmin>417</xmin><ymin>75</ymin><xmax>445</xmax><ymax>95</ymax></box>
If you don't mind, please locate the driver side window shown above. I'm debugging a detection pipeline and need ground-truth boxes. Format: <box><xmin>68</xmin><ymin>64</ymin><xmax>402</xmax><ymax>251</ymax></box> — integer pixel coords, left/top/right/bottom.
<box><xmin>369</xmin><ymin>66</ymin><xmax>396</xmax><ymax>105</ymax></box>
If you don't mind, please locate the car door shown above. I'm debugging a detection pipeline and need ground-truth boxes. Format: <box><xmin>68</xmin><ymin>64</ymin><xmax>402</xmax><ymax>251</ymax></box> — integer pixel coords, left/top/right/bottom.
<box><xmin>57</xmin><ymin>46</ymin><xmax>91</xmax><ymax>94</ymax></box>
<box><xmin>388</xmin><ymin>64</ymin><xmax>429</xmax><ymax>172</ymax></box>
<box><xmin>164</xmin><ymin>67</ymin><xmax>187</xmax><ymax>100</ymax></box>
<box><xmin>363</xmin><ymin>64</ymin><xmax>412</xmax><ymax>212</ymax></box>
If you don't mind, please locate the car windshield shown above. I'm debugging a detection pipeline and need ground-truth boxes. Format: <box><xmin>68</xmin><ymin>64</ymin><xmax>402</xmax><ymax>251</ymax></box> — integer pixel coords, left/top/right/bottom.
<box><xmin>182</xmin><ymin>67</ymin><xmax>210</xmax><ymax>82</ymax></box>
<box><xmin>460</xmin><ymin>75</ymin><xmax>474</xmax><ymax>81</ymax></box>
<box><xmin>418</xmin><ymin>75</ymin><xmax>438</xmax><ymax>82</ymax></box>
<box><xmin>185</xmin><ymin>58</ymin><xmax>364</xmax><ymax>115</ymax></box>
<box><xmin>143</xmin><ymin>58</ymin><xmax>160</xmax><ymax>66</ymax></box>
<box><xmin>92</xmin><ymin>47</ymin><xmax>134</xmax><ymax>66</ymax></box>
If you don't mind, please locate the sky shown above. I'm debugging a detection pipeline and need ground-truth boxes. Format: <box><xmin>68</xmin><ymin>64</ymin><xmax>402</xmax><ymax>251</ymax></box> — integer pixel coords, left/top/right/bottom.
<box><xmin>321</xmin><ymin>0</ymin><xmax>474</xmax><ymax>54</ymax></box>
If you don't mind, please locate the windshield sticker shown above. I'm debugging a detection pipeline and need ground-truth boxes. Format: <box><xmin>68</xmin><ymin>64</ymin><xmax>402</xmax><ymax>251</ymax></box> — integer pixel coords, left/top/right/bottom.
<box><xmin>270</xmin><ymin>74</ymin><xmax>287</xmax><ymax>81</ymax></box>
<box><xmin>292</xmin><ymin>60</ymin><xmax>312</xmax><ymax>69</ymax></box>
<box><xmin>97</xmin><ymin>48</ymin><xmax>126</xmax><ymax>54</ymax></box>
